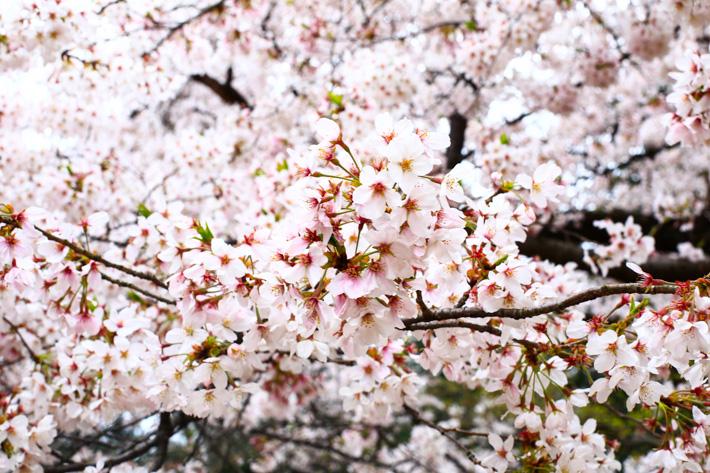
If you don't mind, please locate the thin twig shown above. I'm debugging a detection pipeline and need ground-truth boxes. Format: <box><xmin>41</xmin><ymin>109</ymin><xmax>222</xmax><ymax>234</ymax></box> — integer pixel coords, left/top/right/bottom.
<box><xmin>144</xmin><ymin>0</ymin><xmax>226</xmax><ymax>56</ymax></box>
<box><xmin>0</xmin><ymin>215</ymin><xmax>167</xmax><ymax>289</ymax></box>
<box><xmin>404</xmin><ymin>405</ymin><xmax>482</xmax><ymax>466</ymax></box>
<box><xmin>2</xmin><ymin>316</ymin><xmax>41</xmax><ymax>364</ymax></box>
<box><xmin>99</xmin><ymin>272</ymin><xmax>176</xmax><ymax>305</ymax></box>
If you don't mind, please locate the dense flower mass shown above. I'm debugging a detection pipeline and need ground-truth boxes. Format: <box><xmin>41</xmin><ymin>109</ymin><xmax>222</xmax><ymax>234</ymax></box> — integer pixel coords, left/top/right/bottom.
<box><xmin>0</xmin><ymin>1</ymin><xmax>708</xmax><ymax>472</ymax></box>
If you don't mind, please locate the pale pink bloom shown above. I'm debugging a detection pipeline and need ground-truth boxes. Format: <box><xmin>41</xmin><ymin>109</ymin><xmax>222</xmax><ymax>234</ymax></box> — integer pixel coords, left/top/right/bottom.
<box><xmin>211</xmin><ymin>238</ymin><xmax>247</xmax><ymax>282</ymax></box>
<box><xmin>80</xmin><ymin>261</ymin><xmax>103</xmax><ymax>288</ymax></box>
<box><xmin>441</xmin><ymin>161</ymin><xmax>494</xmax><ymax>202</ymax></box>
<box><xmin>516</xmin><ymin>162</ymin><xmax>562</xmax><ymax>208</ymax></box>
<box><xmin>315</xmin><ymin>117</ymin><xmax>341</xmax><ymax>144</ymax></box>
<box><xmin>226</xmin><ymin>343</ymin><xmax>265</xmax><ymax>377</ymax></box>
<box><xmin>104</xmin><ymin>306</ymin><xmax>147</xmax><ymax>337</ymax></box>
<box><xmin>477</xmin><ymin>279</ymin><xmax>506</xmax><ymax>313</ymax></box>
<box><xmin>491</xmin><ymin>262</ymin><xmax>532</xmax><ymax>300</ymax></box>
<box><xmin>514</xmin><ymin>412</ymin><xmax>543</xmax><ymax>432</ymax></box>
<box><xmin>4</xmin><ymin>258</ymin><xmax>36</xmax><ymax>291</ymax></box>
<box><xmin>80</xmin><ymin>211</ymin><xmax>109</xmax><ymax>234</ymax></box>
<box><xmin>53</xmin><ymin>264</ymin><xmax>81</xmax><ymax>294</ymax></box>
<box><xmin>586</xmin><ymin>330</ymin><xmax>638</xmax><ymax>372</ymax></box>
<box><xmin>328</xmin><ymin>267</ymin><xmax>377</xmax><ymax>299</ymax></box>
<box><xmin>667</xmin><ymin>319</ymin><xmax>709</xmax><ymax>353</ymax></box>
<box><xmin>37</xmin><ymin>239</ymin><xmax>68</xmax><ymax>263</ymax></box>
<box><xmin>164</xmin><ymin>327</ymin><xmax>208</xmax><ymax>356</ymax></box>
<box><xmin>30</xmin><ymin>415</ymin><xmax>57</xmax><ymax>448</ymax></box>
<box><xmin>625</xmin><ymin>380</ymin><xmax>673</xmax><ymax>411</ymax></box>
<box><xmin>392</xmin><ymin>181</ymin><xmax>437</xmax><ymax>237</ymax></box>
<box><xmin>385</xmin><ymin>132</ymin><xmax>430</xmax><ymax>193</ymax></box>
<box><xmin>194</xmin><ymin>357</ymin><xmax>229</xmax><ymax>390</ymax></box>
<box><xmin>352</xmin><ymin>165</ymin><xmax>402</xmax><ymax>219</ymax></box>
<box><xmin>351</xmin><ymin>356</ymin><xmax>389</xmax><ymax>391</ymax></box>
<box><xmin>282</xmin><ymin>245</ymin><xmax>328</xmax><ymax>287</ymax></box>
<box><xmin>71</xmin><ymin>309</ymin><xmax>102</xmax><ymax>336</ymax></box>
<box><xmin>483</xmin><ymin>434</ymin><xmax>515</xmax><ymax>472</ymax></box>
<box><xmin>295</xmin><ymin>338</ymin><xmax>329</xmax><ymax>361</ymax></box>
<box><xmin>344</xmin><ymin>310</ymin><xmax>398</xmax><ymax>348</ymax></box>
<box><xmin>0</xmin><ymin>230</ymin><xmax>32</xmax><ymax>263</ymax></box>
<box><xmin>426</xmin><ymin>227</ymin><xmax>467</xmax><ymax>263</ymax></box>
<box><xmin>364</xmin><ymin>228</ymin><xmax>414</xmax><ymax>279</ymax></box>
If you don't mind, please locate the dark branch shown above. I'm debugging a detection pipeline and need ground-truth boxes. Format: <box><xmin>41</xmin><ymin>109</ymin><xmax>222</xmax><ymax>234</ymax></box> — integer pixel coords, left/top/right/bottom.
<box><xmin>409</xmin><ymin>282</ymin><xmax>677</xmax><ymax>325</ymax></box>
<box><xmin>445</xmin><ymin>112</ymin><xmax>468</xmax><ymax>169</ymax></box>
<box><xmin>190</xmin><ymin>67</ymin><xmax>252</xmax><ymax>109</ymax></box>
<box><xmin>0</xmin><ymin>214</ymin><xmax>168</xmax><ymax>289</ymax></box>
<box><xmin>520</xmin><ymin>235</ymin><xmax>710</xmax><ymax>282</ymax></box>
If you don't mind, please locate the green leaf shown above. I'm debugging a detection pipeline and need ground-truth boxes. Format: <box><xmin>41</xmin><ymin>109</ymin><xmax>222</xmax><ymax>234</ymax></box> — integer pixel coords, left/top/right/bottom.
<box><xmin>499</xmin><ymin>132</ymin><xmax>510</xmax><ymax>145</ymax></box>
<box><xmin>126</xmin><ymin>291</ymin><xmax>143</xmax><ymax>303</ymax></box>
<box><xmin>492</xmin><ymin>254</ymin><xmax>509</xmax><ymax>267</ymax></box>
<box><xmin>327</xmin><ymin>91</ymin><xmax>343</xmax><ymax>107</ymax></box>
<box><xmin>195</xmin><ymin>220</ymin><xmax>214</xmax><ymax>244</ymax></box>
<box><xmin>464</xmin><ymin>20</ymin><xmax>477</xmax><ymax>31</ymax></box>
<box><xmin>276</xmin><ymin>159</ymin><xmax>289</xmax><ymax>172</ymax></box>
<box><xmin>2</xmin><ymin>439</ymin><xmax>15</xmax><ymax>457</ymax></box>
<box><xmin>137</xmin><ymin>203</ymin><xmax>152</xmax><ymax>218</ymax></box>
<box><xmin>86</xmin><ymin>298</ymin><xmax>98</xmax><ymax>312</ymax></box>
<box><xmin>500</xmin><ymin>180</ymin><xmax>515</xmax><ymax>192</ymax></box>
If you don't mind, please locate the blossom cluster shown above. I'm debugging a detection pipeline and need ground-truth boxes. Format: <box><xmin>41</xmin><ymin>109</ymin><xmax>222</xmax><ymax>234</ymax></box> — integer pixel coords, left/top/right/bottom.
<box><xmin>582</xmin><ymin>217</ymin><xmax>655</xmax><ymax>276</ymax></box>
<box><xmin>0</xmin><ymin>0</ymin><xmax>709</xmax><ymax>472</ymax></box>
<box><xmin>666</xmin><ymin>47</ymin><xmax>710</xmax><ymax>147</ymax></box>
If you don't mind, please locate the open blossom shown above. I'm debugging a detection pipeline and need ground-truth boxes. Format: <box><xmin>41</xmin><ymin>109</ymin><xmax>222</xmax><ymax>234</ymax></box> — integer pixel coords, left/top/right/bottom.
<box><xmin>385</xmin><ymin>132</ymin><xmax>430</xmax><ymax>193</ymax></box>
<box><xmin>516</xmin><ymin>162</ymin><xmax>562</xmax><ymax>208</ymax></box>
<box><xmin>315</xmin><ymin>117</ymin><xmax>341</xmax><ymax>144</ymax></box>
<box><xmin>352</xmin><ymin>165</ymin><xmax>402</xmax><ymax>219</ymax></box>
<box><xmin>483</xmin><ymin>434</ymin><xmax>515</xmax><ymax>471</ymax></box>
<box><xmin>441</xmin><ymin>160</ymin><xmax>494</xmax><ymax>202</ymax></box>
<box><xmin>328</xmin><ymin>266</ymin><xmax>377</xmax><ymax>299</ymax></box>
<box><xmin>391</xmin><ymin>181</ymin><xmax>438</xmax><ymax>237</ymax></box>
<box><xmin>586</xmin><ymin>330</ymin><xmax>638</xmax><ymax>373</ymax></box>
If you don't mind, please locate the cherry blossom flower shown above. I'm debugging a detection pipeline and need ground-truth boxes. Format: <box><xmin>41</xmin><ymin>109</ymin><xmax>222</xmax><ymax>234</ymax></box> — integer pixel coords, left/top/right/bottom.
<box><xmin>352</xmin><ymin>165</ymin><xmax>402</xmax><ymax>219</ymax></box>
<box><xmin>586</xmin><ymin>330</ymin><xmax>638</xmax><ymax>373</ymax></box>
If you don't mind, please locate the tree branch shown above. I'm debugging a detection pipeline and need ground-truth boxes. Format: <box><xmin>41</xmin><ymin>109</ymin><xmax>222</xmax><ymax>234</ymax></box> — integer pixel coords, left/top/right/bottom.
<box><xmin>403</xmin><ymin>405</ymin><xmax>482</xmax><ymax>466</ymax></box>
<box><xmin>408</xmin><ymin>282</ymin><xmax>677</xmax><ymax>325</ymax></box>
<box><xmin>190</xmin><ymin>67</ymin><xmax>252</xmax><ymax>109</ymax></box>
<box><xmin>99</xmin><ymin>272</ymin><xmax>176</xmax><ymax>305</ymax></box>
<box><xmin>2</xmin><ymin>316</ymin><xmax>41</xmax><ymax>364</ymax></box>
<box><xmin>144</xmin><ymin>0</ymin><xmax>226</xmax><ymax>56</ymax></box>
<box><xmin>520</xmin><ymin>235</ymin><xmax>710</xmax><ymax>282</ymax></box>
<box><xmin>0</xmin><ymin>214</ymin><xmax>167</xmax><ymax>289</ymax></box>
<box><xmin>44</xmin><ymin>413</ymin><xmax>188</xmax><ymax>473</ymax></box>
<box><xmin>445</xmin><ymin>112</ymin><xmax>467</xmax><ymax>169</ymax></box>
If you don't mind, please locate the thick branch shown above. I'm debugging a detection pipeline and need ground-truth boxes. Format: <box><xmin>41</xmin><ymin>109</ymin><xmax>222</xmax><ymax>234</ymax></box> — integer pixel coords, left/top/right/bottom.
<box><xmin>190</xmin><ymin>68</ymin><xmax>252</xmax><ymax>109</ymax></box>
<box><xmin>445</xmin><ymin>112</ymin><xmax>467</xmax><ymax>169</ymax></box>
<box><xmin>404</xmin><ymin>320</ymin><xmax>502</xmax><ymax>335</ymax></box>
<box><xmin>520</xmin><ymin>235</ymin><xmax>710</xmax><ymax>282</ymax></box>
<box><xmin>408</xmin><ymin>282</ymin><xmax>677</xmax><ymax>325</ymax></box>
